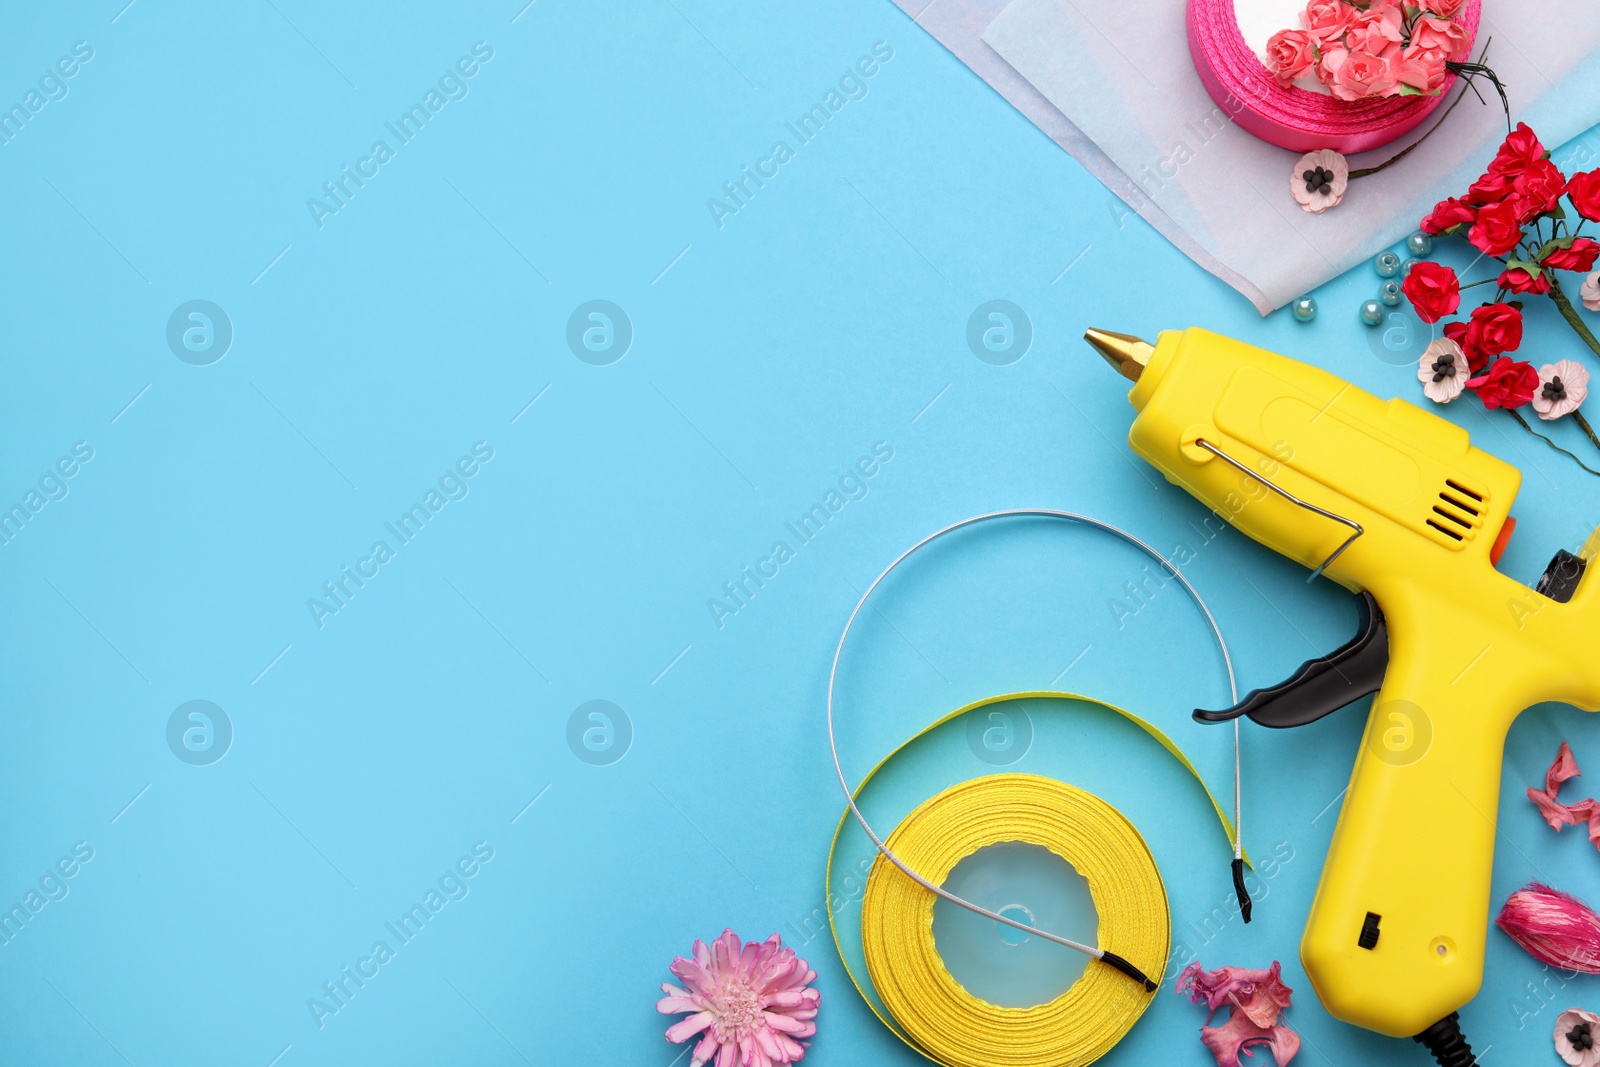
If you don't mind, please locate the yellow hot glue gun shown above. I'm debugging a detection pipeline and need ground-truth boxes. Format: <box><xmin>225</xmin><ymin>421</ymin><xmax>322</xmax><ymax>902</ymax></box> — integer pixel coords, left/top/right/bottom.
<box><xmin>1088</xmin><ymin>326</ymin><xmax>1600</xmax><ymax>1065</ymax></box>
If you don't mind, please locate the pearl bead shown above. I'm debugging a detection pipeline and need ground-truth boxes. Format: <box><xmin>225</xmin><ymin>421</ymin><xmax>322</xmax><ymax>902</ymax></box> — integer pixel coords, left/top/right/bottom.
<box><xmin>1401</xmin><ymin>258</ymin><xmax>1421</xmax><ymax>275</ymax></box>
<box><xmin>1292</xmin><ymin>296</ymin><xmax>1317</xmax><ymax>322</ymax></box>
<box><xmin>1374</xmin><ymin>252</ymin><xmax>1402</xmax><ymax>277</ymax></box>
<box><xmin>1379</xmin><ymin>280</ymin><xmax>1403</xmax><ymax>306</ymax></box>
<box><xmin>1406</xmin><ymin>232</ymin><xmax>1434</xmax><ymax>257</ymax></box>
<box><xmin>1360</xmin><ymin>300</ymin><xmax>1384</xmax><ymax>326</ymax></box>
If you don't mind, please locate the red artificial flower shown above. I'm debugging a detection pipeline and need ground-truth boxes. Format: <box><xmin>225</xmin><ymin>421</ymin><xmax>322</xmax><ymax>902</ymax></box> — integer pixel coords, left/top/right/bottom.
<box><xmin>1468</xmin><ymin>356</ymin><xmax>1539</xmax><ymax>410</ymax></box>
<box><xmin>1468</xmin><ymin>199</ymin><xmax>1525</xmax><ymax>256</ymax></box>
<box><xmin>1488</xmin><ymin>122</ymin><xmax>1547</xmax><ymax>178</ymax></box>
<box><xmin>1468</xmin><ymin>302</ymin><xmax>1525</xmax><ymax>357</ymax></box>
<box><xmin>1401</xmin><ymin>261</ymin><xmax>1460</xmax><ymax>323</ymax></box>
<box><xmin>1566</xmin><ymin>169</ymin><xmax>1600</xmax><ymax>222</ymax></box>
<box><xmin>1466</xmin><ymin>167</ymin><xmax>1517</xmax><ymax>206</ymax></box>
<box><xmin>1543</xmin><ymin>238</ymin><xmax>1600</xmax><ymax>274</ymax></box>
<box><xmin>1498</xmin><ymin>265</ymin><xmax>1550</xmax><ymax>295</ymax></box>
<box><xmin>1445</xmin><ymin>302</ymin><xmax>1525</xmax><ymax>372</ymax></box>
<box><xmin>1441</xmin><ymin>321</ymin><xmax>1482</xmax><ymax>371</ymax></box>
<box><xmin>1420</xmin><ymin>196</ymin><xmax>1476</xmax><ymax>234</ymax></box>
<box><xmin>1513</xmin><ymin>159</ymin><xmax>1567</xmax><ymax>221</ymax></box>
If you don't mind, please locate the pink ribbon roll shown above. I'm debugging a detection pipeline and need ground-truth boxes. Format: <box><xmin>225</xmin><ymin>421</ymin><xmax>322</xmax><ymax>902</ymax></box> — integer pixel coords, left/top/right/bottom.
<box><xmin>1187</xmin><ymin>0</ymin><xmax>1481</xmax><ymax>154</ymax></box>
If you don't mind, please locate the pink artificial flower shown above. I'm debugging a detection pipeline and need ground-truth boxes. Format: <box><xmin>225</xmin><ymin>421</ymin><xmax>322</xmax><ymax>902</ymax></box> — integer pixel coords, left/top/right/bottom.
<box><xmin>1533</xmin><ymin>360</ymin><xmax>1590</xmax><ymax>421</ymax></box>
<box><xmin>658</xmin><ymin>930</ymin><xmax>819</xmax><ymax>1067</ymax></box>
<box><xmin>1301</xmin><ymin>0</ymin><xmax>1354</xmax><ymax>46</ymax></box>
<box><xmin>1409</xmin><ymin>16</ymin><xmax>1472</xmax><ymax>61</ymax></box>
<box><xmin>1417</xmin><ymin>0</ymin><xmax>1467</xmax><ymax>16</ymax></box>
<box><xmin>1418</xmin><ymin>339</ymin><xmax>1469</xmax><ymax>403</ymax></box>
<box><xmin>1345</xmin><ymin>2</ymin><xmax>1403</xmax><ymax>55</ymax></box>
<box><xmin>1583</xmin><ymin>272</ymin><xmax>1600</xmax><ymax>312</ymax></box>
<box><xmin>1177</xmin><ymin>961</ymin><xmax>1302</xmax><ymax>1067</ymax></box>
<box><xmin>1291</xmin><ymin>149</ymin><xmax>1349</xmax><ymax>213</ymax></box>
<box><xmin>1328</xmin><ymin>43</ymin><xmax>1402</xmax><ymax>100</ymax></box>
<box><xmin>1265</xmin><ymin>29</ymin><xmax>1319</xmax><ymax>84</ymax></box>
<box><xmin>1557</xmin><ymin>1007</ymin><xmax>1600</xmax><ymax>1067</ymax></box>
<box><xmin>1315</xmin><ymin>43</ymin><xmax>1348</xmax><ymax>87</ymax></box>
<box><xmin>1398</xmin><ymin>44</ymin><xmax>1448</xmax><ymax>93</ymax></box>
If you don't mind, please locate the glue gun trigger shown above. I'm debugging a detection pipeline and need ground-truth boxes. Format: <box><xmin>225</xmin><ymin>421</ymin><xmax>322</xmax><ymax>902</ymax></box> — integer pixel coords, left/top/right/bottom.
<box><xmin>1193</xmin><ymin>591</ymin><xmax>1388</xmax><ymax>729</ymax></box>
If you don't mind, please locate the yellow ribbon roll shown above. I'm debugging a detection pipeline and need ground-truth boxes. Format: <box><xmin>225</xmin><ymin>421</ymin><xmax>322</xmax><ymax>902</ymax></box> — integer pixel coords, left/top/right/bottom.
<box><xmin>861</xmin><ymin>774</ymin><xmax>1167</xmax><ymax>1067</ymax></box>
<box><xmin>830</xmin><ymin>692</ymin><xmax>1246</xmax><ymax>1067</ymax></box>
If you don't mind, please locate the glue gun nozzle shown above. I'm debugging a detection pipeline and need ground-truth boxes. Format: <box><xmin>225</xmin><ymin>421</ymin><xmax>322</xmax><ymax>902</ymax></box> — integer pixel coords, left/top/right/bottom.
<box><xmin>1085</xmin><ymin>328</ymin><xmax>1155</xmax><ymax>382</ymax></box>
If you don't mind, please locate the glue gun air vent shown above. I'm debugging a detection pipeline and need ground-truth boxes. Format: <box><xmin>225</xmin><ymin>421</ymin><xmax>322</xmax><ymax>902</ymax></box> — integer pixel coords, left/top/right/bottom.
<box><xmin>1425</xmin><ymin>479</ymin><xmax>1484</xmax><ymax>544</ymax></box>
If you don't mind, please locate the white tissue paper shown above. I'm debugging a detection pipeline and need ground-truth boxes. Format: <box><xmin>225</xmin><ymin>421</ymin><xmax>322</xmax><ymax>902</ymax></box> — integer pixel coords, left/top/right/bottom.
<box><xmin>894</xmin><ymin>0</ymin><xmax>1600</xmax><ymax>313</ymax></box>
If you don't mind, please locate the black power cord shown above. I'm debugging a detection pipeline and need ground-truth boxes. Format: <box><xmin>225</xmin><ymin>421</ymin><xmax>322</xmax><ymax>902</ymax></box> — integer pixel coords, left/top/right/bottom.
<box><xmin>1413</xmin><ymin>1013</ymin><xmax>1477</xmax><ymax>1067</ymax></box>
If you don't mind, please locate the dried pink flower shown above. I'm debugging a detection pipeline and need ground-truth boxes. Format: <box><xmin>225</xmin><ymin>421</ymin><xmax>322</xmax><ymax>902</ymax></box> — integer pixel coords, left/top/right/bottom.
<box><xmin>1524</xmin><ymin>743</ymin><xmax>1600</xmax><ymax>851</ymax></box>
<box><xmin>1201</xmin><ymin>1009</ymin><xmax>1302</xmax><ymax>1067</ymax></box>
<box><xmin>1498</xmin><ymin>884</ymin><xmax>1600</xmax><ymax>974</ymax></box>
<box><xmin>1530</xmin><ymin>741</ymin><xmax>1586</xmax><ymax>830</ymax></box>
<box><xmin>1533</xmin><ymin>360</ymin><xmax>1589</xmax><ymax>420</ymax></box>
<box><xmin>657</xmin><ymin>930</ymin><xmax>819</xmax><ymax>1067</ymax></box>
<box><xmin>1291</xmin><ymin>150</ymin><xmax>1349</xmax><ymax>214</ymax></box>
<box><xmin>1557</xmin><ymin>1007</ymin><xmax>1600</xmax><ymax>1066</ymax></box>
<box><xmin>1177</xmin><ymin>960</ymin><xmax>1301</xmax><ymax>1066</ymax></box>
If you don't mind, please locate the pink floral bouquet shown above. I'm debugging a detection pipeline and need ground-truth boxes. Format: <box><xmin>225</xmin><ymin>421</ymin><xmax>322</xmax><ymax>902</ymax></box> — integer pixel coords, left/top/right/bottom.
<box><xmin>1267</xmin><ymin>1</ymin><xmax>1505</xmax><ymax>214</ymax></box>
<box><xmin>1266</xmin><ymin>0</ymin><xmax>1472</xmax><ymax>99</ymax></box>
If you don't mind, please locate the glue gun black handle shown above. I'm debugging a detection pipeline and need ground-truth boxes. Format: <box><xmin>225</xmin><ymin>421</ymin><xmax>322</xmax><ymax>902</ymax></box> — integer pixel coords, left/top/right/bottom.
<box><xmin>1193</xmin><ymin>591</ymin><xmax>1388</xmax><ymax>729</ymax></box>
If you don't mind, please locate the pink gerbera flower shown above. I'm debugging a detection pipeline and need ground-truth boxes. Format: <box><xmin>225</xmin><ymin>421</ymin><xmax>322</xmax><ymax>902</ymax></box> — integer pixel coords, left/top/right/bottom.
<box><xmin>657</xmin><ymin>930</ymin><xmax>819</xmax><ymax>1067</ymax></box>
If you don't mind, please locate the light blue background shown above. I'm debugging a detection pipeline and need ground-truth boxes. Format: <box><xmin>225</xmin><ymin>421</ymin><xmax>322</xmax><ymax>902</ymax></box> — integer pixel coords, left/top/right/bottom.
<box><xmin>2</xmin><ymin>2</ymin><xmax>1599</xmax><ymax>1064</ymax></box>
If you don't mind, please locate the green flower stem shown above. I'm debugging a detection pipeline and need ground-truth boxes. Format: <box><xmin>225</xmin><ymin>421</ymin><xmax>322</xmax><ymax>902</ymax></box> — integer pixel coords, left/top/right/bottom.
<box><xmin>1576</xmin><ymin>410</ymin><xmax>1600</xmax><ymax>454</ymax></box>
<box><xmin>1348</xmin><ymin>58</ymin><xmax>1480</xmax><ymax>180</ymax></box>
<box><xmin>1548</xmin><ymin>274</ymin><xmax>1600</xmax><ymax>360</ymax></box>
<box><xmin>1505</xmin><ymin>406</ymin><xmax>1600</xmax><ymax>478</ymax></box>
